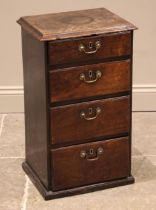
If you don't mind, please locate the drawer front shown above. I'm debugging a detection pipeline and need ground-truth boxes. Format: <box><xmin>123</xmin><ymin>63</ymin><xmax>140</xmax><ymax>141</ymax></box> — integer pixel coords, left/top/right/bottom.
<box><xmin>50</xmin><ymin>60</ymin><xmax>130</xmax><ymax>103</ymax></box>
<box><xmin>51</xmin><ymin>137</ymin><xmax>130</xmax><ymax>191</ymax></box>
<box><xmin>50</xmin><ymin>96</ymin><xmax>130</xmax><ymax>145</ymax></box>
<box><xmin>48</xmin><ymin>32</ymin><xmax>131</xmax><ymax>66</ymax></box>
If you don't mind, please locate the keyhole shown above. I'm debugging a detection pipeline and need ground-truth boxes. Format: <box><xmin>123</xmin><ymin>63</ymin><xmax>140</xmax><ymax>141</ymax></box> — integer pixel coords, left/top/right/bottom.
<box><xmin>89</xmin><ymin>108</ymin><xmax>93</xmax><ymax>115</ymax></box>
<box><xmin>89</xmin><ymin>70</ymin><xmax>93</xmax><ymax>78</ymax></box>
<box><xmin>89</xmin><ymin>42</ymin><xmax>93</xmax><ymax>49</ymax></box>
<box><xmin>89</xmin><ymin>148</ymin><xmax>94</xmax><ymax>155</ymax></box>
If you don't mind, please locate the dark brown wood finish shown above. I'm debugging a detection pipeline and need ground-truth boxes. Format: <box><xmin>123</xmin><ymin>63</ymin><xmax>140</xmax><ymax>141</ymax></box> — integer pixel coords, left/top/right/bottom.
<box><xmin>52</xmin><ymin>137</ymin><xmax>130</xmax><ymax>191</ymax></box>
<box><xmin>50</xmin><ymin>96</ymin><xmax>130</xmax><ymax>145</ymax></box>
<box><xmin>48</xmin><ymin>32</ymin><xmax>131</xmax><ymax>66</ymax></box>
<box><xmin>49</xmin><ymin>60</ymin><xmax>131</xmax><ymax>103</ymax></box>
<box><xmin>22</xmin><ymin>162</ymin><xmax>134</xmax><ymax>200</ymax></box>
<box><xmin>21</xmin><ymin>29</ymin><xmax>50</xmax><ymax>189</ymax></box>
<box><xmin>18</xmin><ymin>8</ymin><xmax>137</xmax><ymax>200</ymax></box>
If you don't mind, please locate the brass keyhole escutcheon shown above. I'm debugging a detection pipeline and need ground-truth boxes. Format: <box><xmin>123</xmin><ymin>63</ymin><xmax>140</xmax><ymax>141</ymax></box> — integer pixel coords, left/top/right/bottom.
<box><xmin>89</xmin><ymin>70</ymin><xmax>93</xmax><ymax>78</ymax></box>
<box><xmin>89</xmin><ymin>42</ymin><xmax>93</xmax><ymax>49</ymax></box>
<box><xmin>89</xmin><ymin>108</ymin><xmax>93</xmax><ymax>115</ymax></box>
<box><xmin>89</xmin><ymin>148</ymin><xmax>94</xmax><ymax>155</ymax></box>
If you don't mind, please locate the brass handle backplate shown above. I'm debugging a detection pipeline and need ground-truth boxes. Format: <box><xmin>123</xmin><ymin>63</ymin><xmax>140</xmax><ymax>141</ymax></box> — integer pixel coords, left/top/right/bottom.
<box><xmin>80</xmin><ymin>107</ymin><xmax>101</xmax><ymax>121</ymax></box>
<box><xmin>80</xmin><ymin>147</ymin><xmax>104</xmax><ymax>161</ymax></box>
<box><xmin>79</xmin><ymin>41</ymin><xmax>101</xmax><ymax>54</ymax></box>
<box><xmin>80</xmin><ymin>70</ymin><xmax>102</xmax><ymax>83</ymax></box>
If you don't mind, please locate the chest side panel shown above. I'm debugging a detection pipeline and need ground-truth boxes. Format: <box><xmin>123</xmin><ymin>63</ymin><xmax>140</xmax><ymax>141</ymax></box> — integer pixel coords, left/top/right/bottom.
<box><xmin>22</xmin><ymin>29</ymin><xmax>50</xmax><ymax>189</ymax></box>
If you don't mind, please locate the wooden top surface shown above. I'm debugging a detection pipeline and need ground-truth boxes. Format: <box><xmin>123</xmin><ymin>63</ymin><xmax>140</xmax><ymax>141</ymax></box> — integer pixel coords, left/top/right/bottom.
<box><xmin>17</xmin><ymin>8</ymin><xmax>137</xmax><ymax>41</ymax></box>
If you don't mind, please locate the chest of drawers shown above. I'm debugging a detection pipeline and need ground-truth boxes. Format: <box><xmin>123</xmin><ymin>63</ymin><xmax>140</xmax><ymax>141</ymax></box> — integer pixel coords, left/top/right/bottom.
<box><xmin>17</xmin><ymin>8</ymin><xmax>137</xmax><ymax>200</ymax></box>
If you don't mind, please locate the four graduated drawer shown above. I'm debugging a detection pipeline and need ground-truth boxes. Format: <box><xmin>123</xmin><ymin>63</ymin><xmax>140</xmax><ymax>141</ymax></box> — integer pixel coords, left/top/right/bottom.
<box><xmin>51</xmin><ymin>137</ymin><xmax>130</xmax><ymax>191</ymax></box>
<box><xmin>49</xmin><ymin>33</ymin><xmax>132</xmax><ymax>190</ymax></box>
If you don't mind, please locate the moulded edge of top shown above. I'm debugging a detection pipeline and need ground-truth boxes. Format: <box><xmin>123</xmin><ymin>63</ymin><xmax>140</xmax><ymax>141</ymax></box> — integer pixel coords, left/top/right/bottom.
<box><xmin>17</xmin><ymin>8</ymin><xmax>138</xmax><ymax>41</ymax></box>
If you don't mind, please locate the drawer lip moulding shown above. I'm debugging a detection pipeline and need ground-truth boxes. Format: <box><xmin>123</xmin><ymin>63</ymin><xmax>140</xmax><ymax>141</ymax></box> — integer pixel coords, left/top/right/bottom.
<box><xmin>50</xmin><ymin>96</ymin><xmax>130</xmax><ymax>145</ymax></box>
<box><xmin>51</xmin><ymin>137</ymin><xmax>130</xmax><ymax>191</ymax></box>
<box><xmin>49</xmin><ymin>60</ymin><xmax>131</xmax><ymax>103</ymax></box>
<box><xmin>47</xmin><ymin>32</ymin><xmax>132</xmax><ymax>66</ymax></box>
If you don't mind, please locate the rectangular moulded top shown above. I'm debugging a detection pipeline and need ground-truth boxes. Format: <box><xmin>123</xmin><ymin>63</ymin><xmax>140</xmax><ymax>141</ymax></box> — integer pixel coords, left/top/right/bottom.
<box><xmin>17</xmin><ymin>8</ymin><xmax>137</xmax><ymax>41</ymax></box>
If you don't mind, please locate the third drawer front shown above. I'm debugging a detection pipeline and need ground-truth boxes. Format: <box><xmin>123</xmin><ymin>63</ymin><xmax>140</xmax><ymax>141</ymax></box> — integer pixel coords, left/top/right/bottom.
<box><xmin>50</xmin><ymin>95</ymin><xmax>130</xmax><ymax>145</ymax></box>
<box><xmin>49</xmin><ymin>60</ymin><xmax>131</xmax><ymax>103</ymax></box>
<box><xmin>51</xmin><ymin>137</ymin><xmax>130</xmax><ymax>191</ymax></box>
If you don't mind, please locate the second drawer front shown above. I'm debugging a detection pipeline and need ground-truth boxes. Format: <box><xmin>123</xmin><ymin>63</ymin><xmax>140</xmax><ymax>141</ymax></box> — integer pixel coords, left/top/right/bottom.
<box><xmin>50</xmin><ymin>96</ymin><xmax>130</xmax><ymax>145</ymax></box>
<box><xmin>51</xmin><ymin>137</ymin><xmax>130</xmax><ymax>191</ymax></box>
<box><xmin>49</xmin><ymin>60</ymin><xmax>131</xmax><ymax>103</ymax></box>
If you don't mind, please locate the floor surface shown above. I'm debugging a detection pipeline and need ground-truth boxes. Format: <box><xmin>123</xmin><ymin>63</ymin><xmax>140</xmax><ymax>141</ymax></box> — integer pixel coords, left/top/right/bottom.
<box><xmin>0</xmin><ymin>113</ymin><xmax>156</xmax><ymax>210</ymax></box>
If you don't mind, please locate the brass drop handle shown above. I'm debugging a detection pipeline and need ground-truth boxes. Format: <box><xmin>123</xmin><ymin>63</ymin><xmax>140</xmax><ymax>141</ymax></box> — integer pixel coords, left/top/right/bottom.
<box><xmin>80</xmin><ymin>107</ymin><xmax>101</xmax><ymax>121</ymax></box>
<box><xmin>80</xmin><ymin>147</ymin><xmax>104</xmax><ymax>161</ymax></box>
<box><xmin>80</xmin><ymin>70</ymin><xmax>102</xmax><ymax>83</ymax></box>
<box><xmin>79</xmin><ymin>41</ymin><xmax>101</xmax><ymax>54</ymax></box>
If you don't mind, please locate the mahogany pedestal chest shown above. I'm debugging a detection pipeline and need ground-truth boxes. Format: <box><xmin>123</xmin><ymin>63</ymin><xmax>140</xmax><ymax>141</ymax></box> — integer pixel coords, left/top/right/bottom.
<box><xmin>17</xmin><ymin>8</ymin><xmax>137</xmax><ymax>200</ymax></box>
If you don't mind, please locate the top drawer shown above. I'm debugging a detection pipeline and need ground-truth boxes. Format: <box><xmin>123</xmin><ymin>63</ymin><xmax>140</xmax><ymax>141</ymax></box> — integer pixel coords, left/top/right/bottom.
<box><xmin>48</xmin><ymin>32</ymin><xmax>132</xmax><ymax>66</ymax></box>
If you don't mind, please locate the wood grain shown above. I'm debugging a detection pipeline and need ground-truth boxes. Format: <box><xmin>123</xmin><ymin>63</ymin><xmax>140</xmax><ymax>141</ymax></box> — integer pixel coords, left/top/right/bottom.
<box><xmin>51</xmin><ymin>137</ymin><xmax>130</xmax><ymax>190</ymax></box>
<box><xmin>17</xmin><ymin>8</ymin><xmax>137</xmax><ymax>41</ymax></box>
<box><xmin>48</xmin><ymin>32</ymin><xmax>131</xmax><ymax>66</ymax></box>
<box><xmin>22</xmin><ymin>161</ymin><xmax>134</xmax><ymax>200</ymax></box>
<box><xmin>22</xmin><ymin>29</ymin><xmax>50</xmax><ymax>188</ymax></box>
<box><xmin>49</xmin><ymin>60</ymin><xmax>131</xmax><ymax>103</ymax></box>
<box><xmin>50</xmin><ymin>96</ymin><xmax>130</xmax><ymax>145</ymax></box>
<box><xmin>19</xmin><ymin>8</ymin><xmax>136</xmax><ymax>199</ymax></box>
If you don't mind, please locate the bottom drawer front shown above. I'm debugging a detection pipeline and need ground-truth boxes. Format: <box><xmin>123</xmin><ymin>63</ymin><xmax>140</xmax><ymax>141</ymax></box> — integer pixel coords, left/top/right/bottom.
<box><xmin>52</xmin><ymin>137</ymin><xmax>130</xmax><ymax>191</ymax></box>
